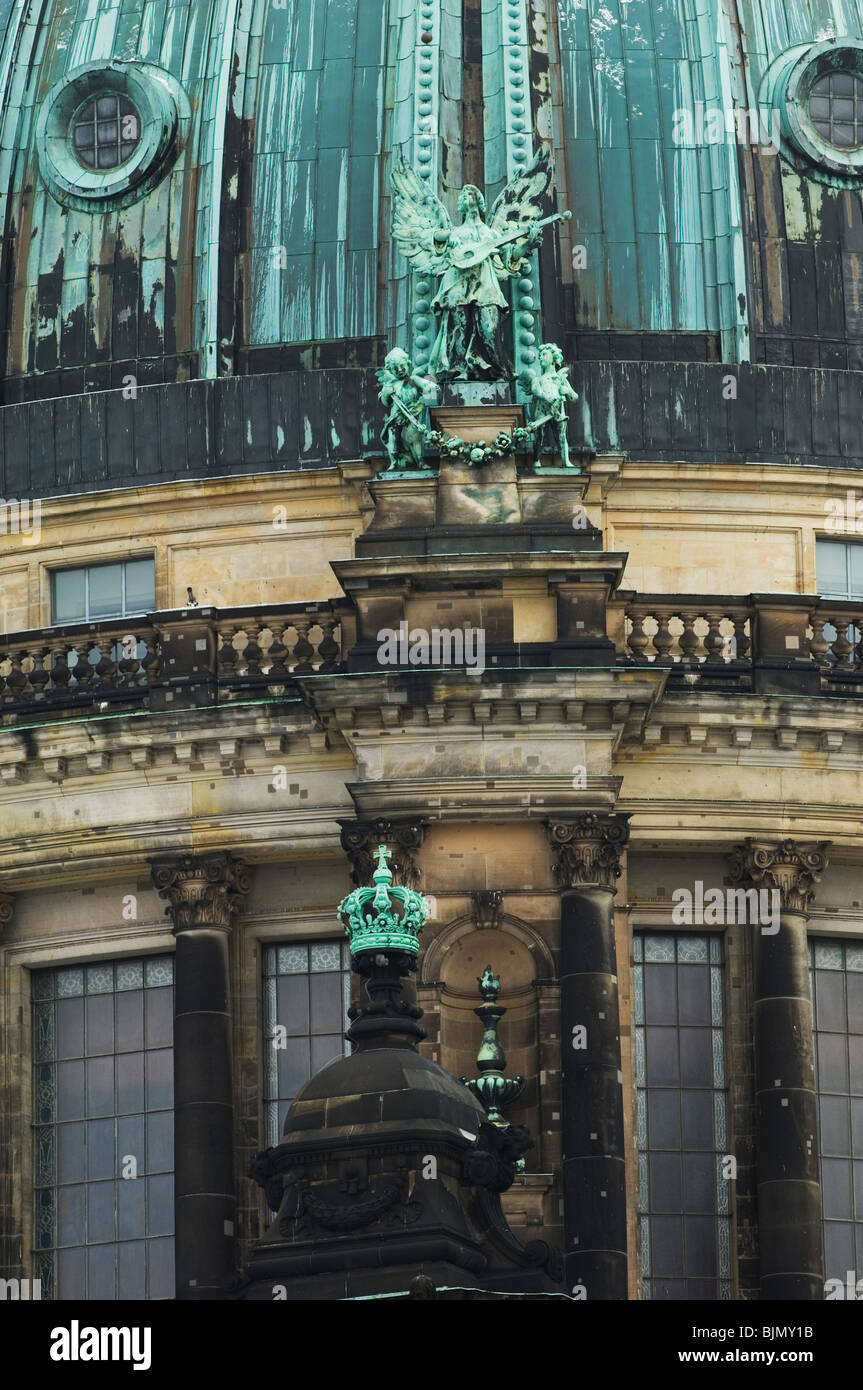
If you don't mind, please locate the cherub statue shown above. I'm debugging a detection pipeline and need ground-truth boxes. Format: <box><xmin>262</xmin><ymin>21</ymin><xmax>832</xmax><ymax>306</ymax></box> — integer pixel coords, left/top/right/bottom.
<box><xmin>376</xmin><ymin>347</ymin><xmax>434</xmax><ymax>470</ymax></box>
<box><xmin>391</xmin><ymin>150</ymin><xmax>571</xmax><ymax>381</ymax></box>
<box><xmin>519</xmin><ymin>341</ymin><xmax>579</xmax><ymax>468</ymax></box>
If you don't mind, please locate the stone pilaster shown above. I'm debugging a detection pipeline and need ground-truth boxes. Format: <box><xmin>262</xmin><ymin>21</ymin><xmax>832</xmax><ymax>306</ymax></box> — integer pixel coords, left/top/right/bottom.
<box><xmin>150</xmin><ymin>851</ymin><xmax>251</xmax><ymax>1300</ymax></box>
<box><xmin>727</xmin><ymin>838</ymin><xmax>829</xmax><ymax>1301</ymax></box>
<box><xmin>338</xmin><ymin>818</ymin><xmax>424</xmax><ymax>888</ymax></box>
<box><xmin>546</xmin><ymin>813</ymin><xmax>630</xmax><ymax>1300</ymax></box>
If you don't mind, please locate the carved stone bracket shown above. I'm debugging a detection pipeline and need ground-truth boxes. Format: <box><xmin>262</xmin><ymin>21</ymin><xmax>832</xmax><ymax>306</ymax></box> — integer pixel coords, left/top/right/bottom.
<box><xmin>149</xmin><ymin>852</ymin><xmax>252</xmax><ymax>933</ymax></box>
<box><xmin>338</xmin><ymin>818</ymin><xmax>425</xmax><ymax>889</ymax></box>
<box><xmin>546</xmin><ymin>813</ymin><xmax>630</xmax><ymax>891</ymax></box>
<box><xmin>727</xmin><ymin>838</ymin><xmax>829</xmax><ymax>915</ymax></box>
<box><xmin>472</xmin><ymin>890</ymin><xmax>503</xmax><ymax>929</ymax></box>
<box><xmin>0</xmin><ymin>892</ymin><xmax>14</xmax><ymax>931</ymax></box>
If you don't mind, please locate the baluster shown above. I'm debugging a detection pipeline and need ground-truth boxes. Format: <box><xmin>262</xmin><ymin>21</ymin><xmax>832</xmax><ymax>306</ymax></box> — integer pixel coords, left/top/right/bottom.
<box><xmin>626</xmin><ymin>611</ymin><xmax>652</xmax><ymax>662</ymax></box>
<box><xmin>29</xmin><ymin>645</ymin><xmax>51</xmax><ymax>696</ymax></box>
<box><xmin>808</xmin><ymin>613</ymin><xmax>831</xmax><ymax>666</ymax></box>
<box><xmin>291</xmin><ymin>617</ymin><xmax>315</xmax><ymax>674</ymax></box>
<box><xmin>703</xmin><ymin>614</ymin><xmax>726</xmax><ymax>663</ymax></box>
<box><xmin>217</xmin><ymin>625</ymin><xmax>241</xmax><ymax>678</ymax></box>
<box><xmin>4</xmin><ymin>648</ymin><xmax>28</xmax><ymax>697</ymax></box>
<box><xmin>50</xmin><ymin>645</ymin><xmax>74</xmax><ymax>689</ymax></box>
<box><xmin>91</xmin><ymin>637</ymin><xmax>117</xmax><ymax>688</ymax></box>
<box><xmin>678</xmin><ymin>612</ymin><xmax>702</xmax><ymax>663</ymax></box>
<box><xmin>317</xmin><ymin>616</ymin><xmax>341</xmax><ymax>670</ymax></box>
<box><xmin>117</xmin><ymin>633</ymin><xmax>142</xmax><ymax>687</ymax></box>
<box><xmin>852</xmin><ymin>618</ymin><xmax>863</xmax><ymax>672</ymax></box>
<box><xmin>242</xmin><ymin>624</ymin><xmax>264</xmax><ymax>676</ymax></box>
<box><xmin>266</xmin><ymin>624</ymin><xmax>289</xmax><ymax>679</ymax></box>
<box><xmin>652</xmin><ymin>610</ymin><xmax>674</xmax><ymax>661</ymax></box>
<box><xmin>733</xmin><ymin>616</ymin><xmax>750</xmax><ymax>662</ymax></box>
<box><xmin>830</xmin><ymin>615</ymin><xmax>853</xmax><ymax>668</ymax></box>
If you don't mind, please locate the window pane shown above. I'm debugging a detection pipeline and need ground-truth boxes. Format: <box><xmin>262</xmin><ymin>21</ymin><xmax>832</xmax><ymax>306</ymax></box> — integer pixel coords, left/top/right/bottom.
<box><xmin>88</xmin><ymin>564</ymin><xmax>123</xmax><ymax>619</ymax></box>
<box><xmin>309</xmin><ymin>972</ymin><xmax>343</xmax><ymax>1035</ymax></box>
<box><xmin>87</xmin><ymin>1180</ymin><xmax>115</xmax><ymax>1243</ymax></box>
<box><xmin>57</xmin><ymin>1123</ymin><xmax>85</xmax><ymax>1185</ymax></box>
<box><xmin>56</xmin><ymin>999</ymin><xmax>84</xmax><ymax>1059</ymax></box>
<box><xmin>86</xmin><ymin>1118</ymin><xmax>114</xmax><ymax>1181</ymax></box>
<box><xmin>52</xmin><ymin>569</ymin><xmax>86</xmax><ymax>623</ymax></box>
<box><xmin>816</xmin><ymin>539</ymin><xmax>851</xmax><ymax>598</ymax></box>
<box><xmin>124</xmin><ymin>559</ymin><xmax>155</xmax><ymax>614</ymax></box>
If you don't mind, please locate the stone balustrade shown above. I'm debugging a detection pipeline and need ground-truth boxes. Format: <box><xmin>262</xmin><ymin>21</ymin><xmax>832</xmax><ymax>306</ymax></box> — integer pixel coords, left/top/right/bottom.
<box><xmin>1</xmin><ymin>593</ymin><xmax>862</xmax><ymax>720</ymax></box>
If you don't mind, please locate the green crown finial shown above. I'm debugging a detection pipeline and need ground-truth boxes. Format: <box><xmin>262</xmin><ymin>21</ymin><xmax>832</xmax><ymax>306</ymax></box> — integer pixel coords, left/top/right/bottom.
<box><xmin>338</xmin><ymin>843</ymin><xmax>430</xmax><ymax>959</ymax></box>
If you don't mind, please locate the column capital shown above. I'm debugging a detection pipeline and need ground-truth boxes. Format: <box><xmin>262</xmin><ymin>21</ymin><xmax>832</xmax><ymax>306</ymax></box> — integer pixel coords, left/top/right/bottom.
<box><xmin>727</xmin><ymin>838</ymin><xmax>830</xmax><ymax>914</ymax></box>
<box><xmin>338</xmin><ymin>817</ymin><xmax>425</xmax><ymax>889</ymax></box>
<box><xmin>0</xmin><ymin>892</ymin><xmax>14</xmax><ymax>931</ymax></box>
<box><xmin>546</xmin><ymin>813</ymin><xmax>630</xmax><ymax>891</ymax></box>
<box><xmin>149</xmin><ymin>852</ymin><xmax>251</xmax><ymax>933</ymax></box>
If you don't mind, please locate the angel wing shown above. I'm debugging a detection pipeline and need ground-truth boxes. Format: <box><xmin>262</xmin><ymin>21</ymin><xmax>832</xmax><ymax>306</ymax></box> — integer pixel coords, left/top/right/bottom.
<box><xmin>488</xmin><ymin>148</ymin><xmax>554</xmax><ymax>240</ymax></box>
<box><xmin>391</xmin><ymin>157</ymin><xmax>452</xmax><ymax>273</ymax></box>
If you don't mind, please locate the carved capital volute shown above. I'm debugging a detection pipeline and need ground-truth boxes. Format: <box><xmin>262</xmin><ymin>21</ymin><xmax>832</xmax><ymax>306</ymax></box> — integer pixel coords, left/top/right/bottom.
<box><xmin>546</xmin><ymin>814</ymin><xmax>630</xmax><ymax>892</ymax></box>
<box><xmin>727</xmin><ymin>838</ymin><xmax>829</xmax><ymax>915</ymax></box>
<box><xmin>0</xmin><ymin>892</ymin><xmax>14</xmax><ymax>931</ymax></box>
<box><xmin>149</xmin><ymin>852</ymin><xmax>252</xmax><ymax>933</ymax></box>
<box><xmin>338</xmin><ymin>818</ymin><xmax>425</xmax><ymax>889</ymax></box>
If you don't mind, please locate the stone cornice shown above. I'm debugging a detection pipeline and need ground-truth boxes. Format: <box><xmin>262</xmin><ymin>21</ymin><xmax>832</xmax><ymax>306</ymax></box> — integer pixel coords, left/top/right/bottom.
<box><xmin>348</xmin><ymin>775</ymin><xmax>622</xmax><ymax>821</ymax></box>
<box><xmin>727</xmin><ymin>838</ymin><xmax>830</xmax><ymax>914</ymax></box>
<box><xmin>546</xmin><ymin>814</ymin><xmax>631</xmax><ymax>891</ymax></box>
<box><xmin>149</xmin><ymin>852</ymin><xmax>252</xmax><ymax>933</ymax></box>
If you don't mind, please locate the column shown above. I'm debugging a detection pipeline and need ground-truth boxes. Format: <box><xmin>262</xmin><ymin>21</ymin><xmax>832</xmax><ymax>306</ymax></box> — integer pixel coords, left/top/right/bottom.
<box><xmin>728</xmin><ymin>838</ymin><xmax>829</xmax><ymax>1300</ymax></box>
<box><xmin>149</xmin><ymin>851</ymin><xmax>251</xmax><ymax>1301</ymax></box>
<box><xmin>546</xmin><ymin>813</ymin><xmax>630</xmax><ymax>1300</ymax></box>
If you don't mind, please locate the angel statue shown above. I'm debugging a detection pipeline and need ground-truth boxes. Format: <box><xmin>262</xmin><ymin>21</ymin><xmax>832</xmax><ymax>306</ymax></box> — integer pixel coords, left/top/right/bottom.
<box><xmin>519</xmin><ymin>341</ymin><xmax>579</xmax><ymax>468</ymax></box>
<box><xmin>376</xmin><ymin>346</ymin><xmax>435</xmax><ymax>470</ymax></box>
<box><xmin>391</xmin><ymin>150</ymin><xmax>571</xmax><ymax>381</ymax></box>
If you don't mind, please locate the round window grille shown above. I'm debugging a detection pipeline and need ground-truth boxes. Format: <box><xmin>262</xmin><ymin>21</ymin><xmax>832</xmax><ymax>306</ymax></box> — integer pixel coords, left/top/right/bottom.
<box><xmin>72</xmin><ymin>94</ymin><xmax>142</xmax><ymax>170</ymax></box>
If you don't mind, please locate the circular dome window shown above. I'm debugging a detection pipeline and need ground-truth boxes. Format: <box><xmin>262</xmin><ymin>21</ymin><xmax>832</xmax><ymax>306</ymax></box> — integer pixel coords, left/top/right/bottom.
<box><xmin>72</xmin><ymin>94</ymin><xmax>142</xmax><ymax>170</ymax></box>
<box><xmin>762</xmin><ymin>40</ymin><xmax>863</xmax><ymax>185</ymax></box>
<box><xmin>36</xmin><ymin>62</ymin><xmax>190</xmax><ymax>210</ymax></box>
<box><xmin>808</xmin><ymin>69</ymin><xmax>863</xmax><ymax>150</ymax></box>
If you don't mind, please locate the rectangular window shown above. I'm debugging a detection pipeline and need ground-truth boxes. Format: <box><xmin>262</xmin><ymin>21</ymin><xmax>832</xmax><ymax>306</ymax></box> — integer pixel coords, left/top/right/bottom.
<box><xmin>634</xmin><ymin>933</ymin><xmax>732</xmax><ymax>1300</ymax></box>
<box><xmin>33</xmin><ymin>957</ymin><xmax>174</xmax><ymax>1300</ymax></box>
<box><xmin>809</xmin><ymin>938</ymin><xmax>863</xmax><ymax>1284</ymax></box>
<box><xmin>51</xmin><ymin>558</ymin><xmax>155</xmax><ymax>624</ymax></box>
<box><xmin>262</xmin><ymin>941</ymin><xmax>351</xmax><ymax>1148</ymax></box>
<box><xmin>816</xmin><ymin>538</ymin><xmax>863</xmax><ymax>599</ymax></box>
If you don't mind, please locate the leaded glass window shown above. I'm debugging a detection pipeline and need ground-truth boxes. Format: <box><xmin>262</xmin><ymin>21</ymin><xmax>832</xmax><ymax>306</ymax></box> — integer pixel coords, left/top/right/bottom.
<box><xmin>634</xmin><ymin>933</ymin><xmax>732</xmax><ymax>1300</ymax></box>
<box><xmin>263</xmin><ymin>941</ymin><xmax>351</xmax><ymax>1147</ymax></box>
<box><xmin>809</xmin><ymin>71</ymin><xmax>863</xmax><ymax>150</ymax></box>
<box><xmin>33</xmin><ymin>956</ymin><xmax>174</xmax><ymax>1300</ymax></box>
<box><xmin>72</xmin><ymin>95</ymin><xmax>141</xmax><ymax>170</ymax></box>
<box><xmin>809</xmin><ymin>938</ymin><xmax>863</xmax><ymax>1283</ymax></box>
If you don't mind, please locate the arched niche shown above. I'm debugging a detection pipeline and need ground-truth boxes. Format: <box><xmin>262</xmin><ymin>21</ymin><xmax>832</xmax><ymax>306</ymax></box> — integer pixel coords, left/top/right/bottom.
<box><xmin>420</xmin><ymin>913</ymin><xmax>555</xmax><ymax>1163</ymax></box>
